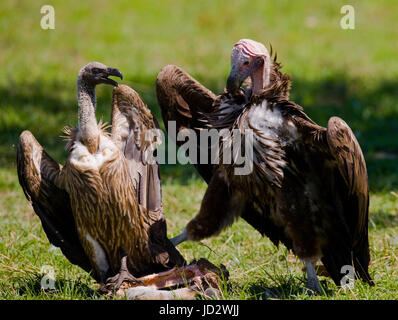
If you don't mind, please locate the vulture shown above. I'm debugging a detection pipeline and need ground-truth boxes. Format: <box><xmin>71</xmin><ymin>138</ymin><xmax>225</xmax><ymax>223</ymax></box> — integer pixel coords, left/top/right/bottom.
<box><xmin>17</xmin><ymin>62</ymin><xmax>185</xmax><ymax>291</ymax></box>
<box><xmin>156</xmin><ymin>39</ymin><xmax>373</xmax><ymax>293</ymax></box>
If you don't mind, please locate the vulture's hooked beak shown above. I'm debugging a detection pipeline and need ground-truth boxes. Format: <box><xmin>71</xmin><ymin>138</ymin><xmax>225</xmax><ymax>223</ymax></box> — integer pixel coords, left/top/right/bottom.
<box><xmin>103</xmin><ymin>68</ymin><xmax>123</xmax><ymax>86</ymax></box>
<box><xmin>226</xmin><ymin>65</ymin><xmax>242</xmax><ymax>94</ymax></box>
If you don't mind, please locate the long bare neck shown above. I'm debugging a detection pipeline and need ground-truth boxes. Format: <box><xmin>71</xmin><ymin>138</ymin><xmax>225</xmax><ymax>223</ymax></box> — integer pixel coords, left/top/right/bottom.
<box><xmin>77</xmin><ymin>78</ymin><xmax>99</xmax><ymax>154</ymax></box>
<box><xmin>251</xmin><ymin>57</ymin><xmax>271</xmax><ymax>95</ymax></box>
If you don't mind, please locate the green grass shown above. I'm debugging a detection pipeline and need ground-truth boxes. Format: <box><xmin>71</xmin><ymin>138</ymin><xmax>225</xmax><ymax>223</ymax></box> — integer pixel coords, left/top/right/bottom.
<box><xmin>0</xmin><ymin>0</ymin><xmax>397</xmax><ymax>299</ymax></box>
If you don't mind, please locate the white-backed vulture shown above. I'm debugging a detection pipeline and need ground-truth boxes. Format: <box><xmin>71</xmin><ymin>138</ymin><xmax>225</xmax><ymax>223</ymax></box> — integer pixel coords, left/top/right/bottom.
<box><xmin>156</xmin><ymin>39</ymin><xmax>373</xmax><ymax>293</ymax></box>
<box><xmin>17</xmin><ymin>62</ymin><xmax>185</xmax><ymax>291</ymax></box>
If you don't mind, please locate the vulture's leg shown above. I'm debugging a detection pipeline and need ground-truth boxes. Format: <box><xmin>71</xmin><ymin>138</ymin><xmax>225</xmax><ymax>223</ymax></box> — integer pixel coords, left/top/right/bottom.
<box><xmin>170</xmin><ymin>228</ymin><xmax>188</xmax><ymax>247</ymax></box>
<box><xmin>106</xmin><ymin>256</ymin><xmax>143</xmax><ymax>291</ymax></box>
<box><xmin>304</xmin><ymin>260</ymin><xmax>323</xmax><ymax>294</ymax></box>
<box><xmin>172</xmin><ymin>169</ymin><xmax>244</xmax><ymax>245</ymax></box>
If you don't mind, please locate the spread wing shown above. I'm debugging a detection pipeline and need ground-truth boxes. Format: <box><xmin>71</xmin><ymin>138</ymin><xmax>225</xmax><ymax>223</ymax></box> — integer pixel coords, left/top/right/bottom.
<box><xmin>156</xmin><ymin>65</ymin><xmax>218</xmax><ymax>182</ymax></box>
<box><xmin>17</xmin><ymin>130</ymin><xmax>92</xmax><ymax>273</ymax></box>
<box><xmin>111</xmin><ymin>84</ymin><xmax>162</xmax><ymax>211</ymax></box>
<box><xmin>156</xmin><ymin>64</ymin><xmax>217</xmax><ymax>133</ymax></box>
<box><xmin>111</xmin><ymin>84</ymin><xmax>186</xmax><ymax>269</ymax></box>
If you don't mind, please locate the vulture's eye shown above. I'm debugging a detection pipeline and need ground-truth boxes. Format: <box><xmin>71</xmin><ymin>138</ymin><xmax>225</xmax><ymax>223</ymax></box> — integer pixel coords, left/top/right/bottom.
<box><xmin>243</xmin><ymin>61</ymin><xmax>250</xmax><ymax>66</ymax></box>
<box><xmin>255</xmin><ymin>56</ymin><xmax>264</xmax><ymax>64</ymax></box>
<box><xmin>92</xmin><ymin>68</ymin><xmax>102</xmax><ymax>74</ymax></box>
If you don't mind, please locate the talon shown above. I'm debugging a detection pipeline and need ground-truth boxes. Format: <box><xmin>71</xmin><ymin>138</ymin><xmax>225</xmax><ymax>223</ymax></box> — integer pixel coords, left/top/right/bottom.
<box><xmin>106</xmin><ymin>273</ymin><xmax>143</xmax><ymax>291</ymax></box>
<box><xmin>304</xmin><ymin>261</ymin><xmax>323</xmax><ymax>295</ymax></box>
<box><xmin>105</xmin><ymin>255</ymin><xmax>143</xmax><ymax>292</ymax></box>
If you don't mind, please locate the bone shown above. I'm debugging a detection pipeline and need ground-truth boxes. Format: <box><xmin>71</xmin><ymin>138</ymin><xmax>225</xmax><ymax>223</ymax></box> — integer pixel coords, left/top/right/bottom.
<box><xmin>115</xmin><ymin>258</ymin><xmax>228</xmax><ymax>300</ymax></box>
<box><xmin>125</xmin><ymin>286</ymin><xmax>197</xmax><ymax>300</ymax></box>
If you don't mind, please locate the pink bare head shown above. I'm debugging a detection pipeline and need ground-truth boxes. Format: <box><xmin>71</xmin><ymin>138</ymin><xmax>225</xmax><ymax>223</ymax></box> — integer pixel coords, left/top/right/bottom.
<box><xmin>226</xmin><ymin>39</ymin><xmax>271</xmax><ymax>95</ymax></box>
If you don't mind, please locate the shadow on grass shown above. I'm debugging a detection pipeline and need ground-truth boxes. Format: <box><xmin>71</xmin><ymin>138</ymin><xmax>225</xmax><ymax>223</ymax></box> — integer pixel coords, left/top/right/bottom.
<box><xmin>1</xmin><ymin>74</ymin><xmax>397</xmax><ymax>191</ymax></box>
<box><xmin>160</xmin><ymin>163</ymin><xmax>203</xmax><ymax>185</ymax></box>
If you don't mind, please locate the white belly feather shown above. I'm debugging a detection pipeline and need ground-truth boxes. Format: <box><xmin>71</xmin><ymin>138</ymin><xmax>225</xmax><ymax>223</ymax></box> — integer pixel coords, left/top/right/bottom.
<box><xmin>69</xmin><ymin>135</ymin><xmax>117</xmax><ymax>170</ymax></box>
<box><xmin>243</xmin><ymin>100</ymin><xmax>300</xmax><ymax>184</ymax></box>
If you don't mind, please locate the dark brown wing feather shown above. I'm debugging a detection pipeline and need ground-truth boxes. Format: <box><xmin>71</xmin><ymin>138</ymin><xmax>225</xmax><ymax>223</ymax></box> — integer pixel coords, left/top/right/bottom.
<box><xmin>156</xmin><ymin>65</ymin><xmax>218</xmax><ymax>182</ymax></box>
<box><xmin>17</xmin><ymin>130</ymin><xmax>92</xmax><ymax>273</ymax></box>
<box><xmin>156</xmin><ymin>64</ymin><xmax>217</xmax><ymax>132</ymax></box>
<box><xmin>325</xmin><ymin>116</ymin><xmax>372</xmax><ymax>284</ymax></box>
<box><xmin>111</xmin><ymin>84</ymin><xmax>185</xmax><ymax>269</ymax></box>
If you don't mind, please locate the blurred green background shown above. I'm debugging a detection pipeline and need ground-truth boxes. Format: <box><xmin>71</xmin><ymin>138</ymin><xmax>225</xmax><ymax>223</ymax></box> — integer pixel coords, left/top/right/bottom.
<box><xmin>0</xmin><ymin>0</ymin><xmax>397</xmax><ymax>299</ymax></box>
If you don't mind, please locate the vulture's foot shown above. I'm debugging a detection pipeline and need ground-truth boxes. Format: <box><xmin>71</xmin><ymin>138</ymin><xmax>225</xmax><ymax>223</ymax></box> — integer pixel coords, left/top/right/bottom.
<box><xmin>304</xmin><ymin>261</ymin><xmax>324</xmax><ymax>295</ymax></box>
<box><xmin>106</xmin><ymin>271</ymin><xmax>143</xmax><ymax>292</ymax></box>
<box><xmin>305</xmin><ymin>279</ymin><xmax>323</xmax><ymax>295</ymax></box>
<box><xmin>106</xmin><ymin>256</ymin><xmax>143</xmax><ymax>292</ymax></box>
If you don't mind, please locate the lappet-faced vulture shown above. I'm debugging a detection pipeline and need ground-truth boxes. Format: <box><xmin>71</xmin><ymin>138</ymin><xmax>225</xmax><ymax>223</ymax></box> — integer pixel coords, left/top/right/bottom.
<box><xmin>17</xmin><ymin>62</ymin><xmax>185</xmax><ymax>291</ymax></box>
<box><xmin>156</xmin><ymin>39</ymin><xmax>373</xmax><ymax>293</ymax></box>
